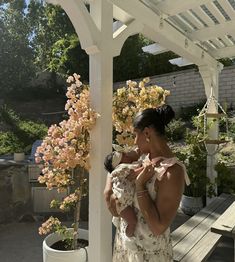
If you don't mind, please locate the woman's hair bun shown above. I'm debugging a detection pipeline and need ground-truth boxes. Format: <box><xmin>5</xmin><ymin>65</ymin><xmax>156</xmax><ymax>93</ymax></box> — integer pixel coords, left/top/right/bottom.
<box><xmin>156</xmin><ymin>104</ymin><xmax>175</xmax><ymax>126</ymax></box>
<box><xmin>133</xmin><ymin>104</ymin><xmax>175</xmax><ymax>135</ymax></box>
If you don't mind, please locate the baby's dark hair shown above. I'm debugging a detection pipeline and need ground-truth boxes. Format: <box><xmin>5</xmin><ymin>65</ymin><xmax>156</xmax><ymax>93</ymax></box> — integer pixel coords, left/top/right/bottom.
<box><xmin>133</xmin><ymin>104</ymin><xmax>175</xmax><ymax>136</ymax></box>
<box><xmin>104</xmin><ymin>152</ymin><xmax>114</xmax><ymax>173</ymax></box>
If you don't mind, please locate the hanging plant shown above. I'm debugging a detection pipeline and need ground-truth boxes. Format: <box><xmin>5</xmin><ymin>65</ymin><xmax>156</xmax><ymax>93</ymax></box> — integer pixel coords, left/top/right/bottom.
<box><xmin>197</xmin><ymin>87</ymin><xmax>230</xmax><ymax>155</ymax></box>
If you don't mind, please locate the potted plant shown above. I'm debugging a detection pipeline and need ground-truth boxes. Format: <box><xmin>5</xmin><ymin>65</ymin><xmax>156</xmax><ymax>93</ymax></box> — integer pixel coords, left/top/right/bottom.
<box><xmin>35</xmin><ymin>74</ymin><xmax>99</xmax><ymax>262</ymax></box>
<box><xmin>174</xmin><ymin>117</ymin><xmax>215</xmax><ymax>215</ymax></box>
<box><xmin>12</xmin><ymin>141</ymin><xmax>32</xmax><ymax>161</ymax></box>
<box><xmin>13</xmin><ymin>146</ymin><xmax>25</xmax><ymax>161</ymax></box>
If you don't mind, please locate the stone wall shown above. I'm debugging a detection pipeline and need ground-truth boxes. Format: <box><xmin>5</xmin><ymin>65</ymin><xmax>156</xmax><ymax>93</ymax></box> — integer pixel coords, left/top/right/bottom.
<box><xmin>114</xmin><ymin>65</ymin><xmax>235</xmax><ymax>112</ymax></box>
<box><xmin>0</xmin><ymin>165</ymin><xmax>30</xmax><ymax>223</ymax></box>
<box><xmin>0</xmin><ymin>162</ymin><xmax>89</xmax><ymax>224</ymax></box>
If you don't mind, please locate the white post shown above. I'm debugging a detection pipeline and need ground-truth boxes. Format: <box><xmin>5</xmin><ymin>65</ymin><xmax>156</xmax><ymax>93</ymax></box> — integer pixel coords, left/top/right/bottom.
<box><xmin>88</xmin><ymin>1</ymin><xmax>113</xmax><ymax>261</ymax></box>
<box><xmin>199</xmin><ymin>63</ymin><xmax>223</xmax><ymax>204</ymax></box>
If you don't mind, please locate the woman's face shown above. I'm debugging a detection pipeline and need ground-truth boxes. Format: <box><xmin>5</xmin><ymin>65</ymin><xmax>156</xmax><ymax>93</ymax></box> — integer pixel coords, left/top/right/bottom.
<box><xmin>134</xmin><ymin>128</ymin><xmax>149</xmax><ymax>154</ymax></box>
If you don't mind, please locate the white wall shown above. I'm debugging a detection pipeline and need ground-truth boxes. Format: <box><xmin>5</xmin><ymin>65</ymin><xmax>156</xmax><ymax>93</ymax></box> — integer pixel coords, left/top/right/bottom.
<box><xmin>114</xmin><ymin>65</ymin><xmax>235</xmax><ymax>112</ymax></box>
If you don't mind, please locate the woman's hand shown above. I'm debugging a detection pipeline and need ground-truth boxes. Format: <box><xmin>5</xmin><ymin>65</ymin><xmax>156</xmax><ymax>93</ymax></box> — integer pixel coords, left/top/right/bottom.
<box><xmin>135</xmin><ymin>164</ymin><xmax>155</xmax><ymax>190</ymax></box>
<box><xmin>126</xmin><ymin>166</ymin><xmax>144</xmax><ymax>182</ymax></box>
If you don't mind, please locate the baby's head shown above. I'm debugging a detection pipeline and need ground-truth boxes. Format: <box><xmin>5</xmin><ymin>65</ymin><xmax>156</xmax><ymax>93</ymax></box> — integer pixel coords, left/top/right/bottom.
<box><xmin>104</xmin><ymin>151</ymin><xmax>135</xmax><ymax>173</ymax></box>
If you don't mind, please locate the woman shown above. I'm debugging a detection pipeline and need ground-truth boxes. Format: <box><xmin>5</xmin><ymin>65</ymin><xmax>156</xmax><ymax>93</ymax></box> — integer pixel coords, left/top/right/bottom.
<box><xmin>104</xmin><ymin>105</ymin><xmax>189</xmax><ymax>261</ymax></box>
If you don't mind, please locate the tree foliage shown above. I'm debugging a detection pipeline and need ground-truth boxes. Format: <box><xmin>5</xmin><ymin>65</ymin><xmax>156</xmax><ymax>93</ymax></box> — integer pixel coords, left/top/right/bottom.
<box><xmin>114</xmin><ymin>34</ymin><xmax>185</xmax><ymax>82</ymax></box>
<box><xmin>0</xmin><ymin>0</ymin><xmax>35</xmax><ymax>96</ymax></box>
<box><xmin>27</xmin><ymin>1</ymin><xmax>88</xmax><ymax>80</ymax></box>
<box><xmin>0</xmin><ymin>0</ymin><xmax>233</xmax><ymax>99</ymax></box>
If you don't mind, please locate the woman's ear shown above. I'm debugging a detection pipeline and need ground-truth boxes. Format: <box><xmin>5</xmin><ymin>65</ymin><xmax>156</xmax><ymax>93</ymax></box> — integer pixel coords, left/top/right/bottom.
<box><xmin>143</xmin><ymin>127</ymin><xmax>150</xmax><ymax>141</ymax></box>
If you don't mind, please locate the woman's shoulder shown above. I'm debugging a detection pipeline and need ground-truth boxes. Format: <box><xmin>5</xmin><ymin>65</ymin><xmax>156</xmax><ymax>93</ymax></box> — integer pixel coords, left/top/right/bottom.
<box><xmin>154</xmin><ymin>164</ymin><xmax>185</xmax><ymax>197</ymax></box>
<box><xmin>156</xmin><ymin>157</ymin><xmax>185</xmax><ymax>184</ymax></box>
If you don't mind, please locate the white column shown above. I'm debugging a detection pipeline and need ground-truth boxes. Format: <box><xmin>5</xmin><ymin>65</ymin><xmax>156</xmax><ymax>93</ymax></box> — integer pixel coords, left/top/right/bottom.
<box><xmin>88</xmin><ymin>1</ymin><xmax>113</xmax><ymax>262</ymax></box>
<box><xmin>199</xmin><ymin>63</ymin><xmax>223</xmax><ymax>204</ymax></box>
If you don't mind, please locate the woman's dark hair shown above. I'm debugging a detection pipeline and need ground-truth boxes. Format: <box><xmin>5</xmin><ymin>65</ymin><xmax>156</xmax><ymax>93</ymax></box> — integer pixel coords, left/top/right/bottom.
<box><xmin>133</xmin><ymin>104</ymin><xmax>175</xmax><ymax>136</ymax></box>
<box><xmin>104</xmin><ymin>152</ymin><xmax>114</xmax><ymax>173</ymax></box>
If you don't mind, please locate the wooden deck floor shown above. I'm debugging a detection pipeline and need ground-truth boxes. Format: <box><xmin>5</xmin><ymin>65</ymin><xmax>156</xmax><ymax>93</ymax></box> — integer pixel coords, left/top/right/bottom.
<box><xmin>172</xmin><ymin>209</ymin><xmax>234</xmax><ymax>262</ymax></box>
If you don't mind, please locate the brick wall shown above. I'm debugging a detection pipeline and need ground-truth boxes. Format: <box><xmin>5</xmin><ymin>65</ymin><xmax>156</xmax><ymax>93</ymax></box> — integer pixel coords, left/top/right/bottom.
<box><xmin>114</xmin><ymin>65</ymin><xmax>235</xmax><ymax>113</ymax></box>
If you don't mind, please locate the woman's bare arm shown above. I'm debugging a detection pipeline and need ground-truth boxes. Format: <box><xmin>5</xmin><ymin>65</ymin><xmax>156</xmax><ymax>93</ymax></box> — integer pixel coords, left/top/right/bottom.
<box><xmin>136</xmin><ymin>164</ymin><xmax>185</xmax><ymax>235</ymax></box>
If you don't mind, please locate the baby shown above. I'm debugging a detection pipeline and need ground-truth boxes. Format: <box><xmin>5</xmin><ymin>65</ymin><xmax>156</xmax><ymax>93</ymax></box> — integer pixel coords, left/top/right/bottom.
<box><xmin>104</xmin><ymin>149</ymin><xmax>142</xmax><ymax>237</ymax></box>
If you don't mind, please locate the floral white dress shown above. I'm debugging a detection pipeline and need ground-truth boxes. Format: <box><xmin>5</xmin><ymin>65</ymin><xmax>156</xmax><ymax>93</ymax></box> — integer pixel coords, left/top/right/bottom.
<box><xmin>112</xmin><ymin>157</ymin><xmax>190</xmax><ymax>262</ymax></box>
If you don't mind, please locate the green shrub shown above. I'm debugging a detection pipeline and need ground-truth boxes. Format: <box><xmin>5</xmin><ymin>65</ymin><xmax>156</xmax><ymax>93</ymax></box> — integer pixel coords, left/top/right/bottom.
<box><xmin>179</xmin><ymin>100</ymin><xmax>206</xmax><ymax>121</ymax></box>
<box><xmin>0</xmin><ymin>105</ymin><xmax>48</xmax><ymax>154</ymax></box>
<box><xmin>215</xmin><ymin>162</ymin><xmax>235</xmax><ymax>195</ymax></box>
<box><xmin>218</xmin><ymin>141</ymin><xmax>235</xmax><ymax>167</ymax></box>
<box><xmin>229</xmin><ymin>118</ymin><xmax>235</xmax><ymax>142</ymax></box>
<box><xmin>173</xmin><ymin>130</ymin><xmax>209</xmax><ymax>197</ymax></box>
<box><xmin>18</xmin><ymin>120</ymin><xmax>48</xmax><ymax>143</ymax></box>
<box><xmin>166</xmin><ymin>118</ymin><xmax>186</xmax><ymax>142</ymax></box>
<box><xmin>0</xmin><ymin>132</ymin><xmax>24</xmax><ymax>155</ymax></box>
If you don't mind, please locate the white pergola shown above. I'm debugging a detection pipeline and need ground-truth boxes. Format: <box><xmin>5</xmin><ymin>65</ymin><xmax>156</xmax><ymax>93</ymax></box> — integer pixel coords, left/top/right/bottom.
<box><xmin>46</xmin><ymin>0</ymin><xmax>235</xmax><ymax>261</ymax></box>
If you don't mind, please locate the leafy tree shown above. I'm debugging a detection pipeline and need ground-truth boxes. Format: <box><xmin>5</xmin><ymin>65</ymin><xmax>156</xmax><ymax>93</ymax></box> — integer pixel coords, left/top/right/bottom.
<box><xmin>27</xmin><ymin>2</ymin><xmax>184</xmax><ymax>83</ymax></box>
<box><xmin>27</xmin><ymin>1</ymin><xmax>88</xmax><ymax>80</ymax></box>
<box><xmin>1</xmin><ymin>0</ymin><xmax>232</xmax><ymax>99</ymax></box>
<box><xmin>0</xmin><ymin>0</ymin><xmax>35</xmax><ymax>97</ymax></box>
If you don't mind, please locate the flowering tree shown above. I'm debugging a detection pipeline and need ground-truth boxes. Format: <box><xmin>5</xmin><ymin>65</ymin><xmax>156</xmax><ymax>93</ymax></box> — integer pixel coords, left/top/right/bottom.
<box><xmin>36</xmin><ymin>73</ymin><xmax>99</xmax><ymax>249</ymax></box>
<box><xmin>113</xmin><ymin>77</ymin><xmax>170</xmax><ymax>147</ymax></box>
<box><xmin>36</xmin><ymin>74</ymin><xmax>170</xmax><ymax>250</ymax></box>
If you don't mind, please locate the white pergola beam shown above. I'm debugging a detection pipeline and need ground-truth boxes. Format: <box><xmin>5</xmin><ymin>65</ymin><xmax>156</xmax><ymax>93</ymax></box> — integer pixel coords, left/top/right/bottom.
<box><xmin>199</xmin><ymin>64</ymin><xmax>223</xmax><ymax>204</ymax></box>
<box><xmin>192</xmin><ymin>7</ymin><xmax>215</xmax><ymax>26</ymax></box>
<box><xmin>113</xmin><ymin>5</ymin><xmax>133</xmax><ymax>24</ymax></box>
<box><xmin>109</xmin><ymin>0</ymin><xmax>218</xmax><ymax>68</ymax></box>
<box><xmin>210</xmin><ymin>45</ymin><xmax>235</xmax><ymax>59</ymax></box>
<box><xmin>212</xmin><ymin>38</ymin><xmax>225</xmax><ymax>48</ymax></box>
<box><xmin>205</xmin><ymin>2</ymin><xmax>227</xmax><ymax>24</ymax></box>
<box><xmin>190</xmin><ymin>20</ymin><xmax>235</xmax><ymax>42</ymax></box>
<box><xmin>47</xmin><ymin>0</ymin><xmax>101</xmax><ymax>54</ymax></box>
<box><xmin>112</xmin><ymin>20</ymin><xmax>143</xmax><ymax>56</ymax></box>
<box><xmin>113</xmin><ymin>21</ymin><xmax>124</xmax><ymax>32</ymax></box>
<box><xmin>176</xmin><ymin>14</ymin><xmax>196</xmax><ymax>31</ymax></box>
<box><xmin>154</xmin><ymin>0</ymin><xmax>212</xmax><ymax>16</ymax></box>
<box><xmin>221</xmin><ymin>0</ymin><xmax>235</xmax><ymax>20</ymax></box>
<box><xmin>88</xmin><ymin>1</ymin><xmax>113</xmax><ymax>261</ymax></box>
<box><xmin>221</xmin><ymin>35</ymin><xmax>234</xmax><ymax>46</ymax></box>
<box><xmin>142</xmin><ymin>43</ymin><xmax>168</xmax><ymax>55</ymax></box>
<box><xmin>183</xmin><ymin>10</ymin><xmax>205</xmax><ymax>29</ymax></box>
<box><xmin>169</xmin><ymin>57</ymin><xmax>193</xmax><ymax>67</ymax></box>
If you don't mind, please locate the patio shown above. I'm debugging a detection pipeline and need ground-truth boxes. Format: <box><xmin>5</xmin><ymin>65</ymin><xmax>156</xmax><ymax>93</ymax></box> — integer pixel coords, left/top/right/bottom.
<box><xmin>44</xmin><ymin>1</ymin><xmax>235</xmax><ymax>261</ymax></box>
<box><xmin>44</xmin><ymin>3</ymin><xmax>235</xmax><ymax>260</ymax></box>
<box><xmin>0</xmin><ymin>210</ymin><xmax>233</xmax><ymax>262</ymax></box>
<box><xmin>1</xmin><ymin>0</ymin><xmax>235</xmax><ymax>261</ymax></box>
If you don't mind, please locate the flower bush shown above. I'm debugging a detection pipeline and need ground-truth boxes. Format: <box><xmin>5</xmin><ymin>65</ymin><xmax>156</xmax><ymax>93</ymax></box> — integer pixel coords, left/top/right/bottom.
<box><xmin>36</xmin><ymin>74</ymin><xmax>170</xmax><ymax>249</ymax></box>
<box><xmin>113</xmin><ymin>77</ymin><xmax>170</xmax><ymax>146</ymax></box>
<box><xmin>36</xmin><ymin>73</ymin><xmax>99</xmax><ymax>249</ymax></box>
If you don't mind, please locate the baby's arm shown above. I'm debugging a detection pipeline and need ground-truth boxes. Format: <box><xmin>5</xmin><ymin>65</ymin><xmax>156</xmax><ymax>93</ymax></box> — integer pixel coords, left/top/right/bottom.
<box><xmin>103</xmin><ymin>174</ymin><xmax>119</xmax><ymax>217</ymax></box>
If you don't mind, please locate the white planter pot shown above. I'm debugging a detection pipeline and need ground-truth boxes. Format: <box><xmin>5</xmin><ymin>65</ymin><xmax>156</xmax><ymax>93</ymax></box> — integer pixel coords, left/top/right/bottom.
<box><xmin>43</xmin><ymin>228</ymin><xmax>88</xmax><ymax>262</ymax></box>
<box><xmin>180</xmin><ymin>195</ymin><xmax>203</xmax><ymax>216</ymax></box>
<box><xmin>14</xmin><ymin>152</ymin><xmax>25</xmax><ymax>162</ymax></box>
